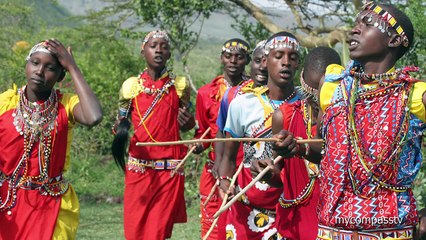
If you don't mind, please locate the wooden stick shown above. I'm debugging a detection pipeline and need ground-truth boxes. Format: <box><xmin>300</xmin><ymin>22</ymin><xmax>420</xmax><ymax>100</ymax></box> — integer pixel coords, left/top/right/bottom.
<box><xmin>203</xmin><ymin>180</ymin><xmax>218</xmax><ymax>206</ymax></box>
<box><xmin>213</xmin><ymin>156</ymin><xmax>283</xmax><ymax>218</ymax></box>
<box><xmin>171</xmin><ymin>127</ymin><xmax>211</xmax><ymax>176</ymax></box>
<box><xmin>202</xmin><ymin>162</ymin><xmax>244</xmax><ymax>240</ymax></box>
<box><xmin>137</xmin><ymin>138</ymin><xmax>322</xmax><ymax>146</ymax></box>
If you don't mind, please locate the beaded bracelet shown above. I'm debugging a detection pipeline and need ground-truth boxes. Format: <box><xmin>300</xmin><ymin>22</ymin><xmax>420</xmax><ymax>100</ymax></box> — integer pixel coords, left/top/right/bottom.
<box><xmin>219</xmin><ymin>176</ymin><xmax>232</xmax><ymax>182</ymax></box>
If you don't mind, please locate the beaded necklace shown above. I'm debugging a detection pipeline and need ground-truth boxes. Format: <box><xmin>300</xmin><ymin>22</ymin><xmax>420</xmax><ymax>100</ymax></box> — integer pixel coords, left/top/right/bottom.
<box><xmin>133</xmin><ymin>71</ymin><xmax>175</xmax><ymax>142</ymax></box>
<box><xmin>349</xmin><ymin>66</ymin><xmax>419</xmax><ymax>86</ymax></box>
<box><xmin>250</xmin><ymin>90</ymin><xmax>296</xmax><ymax>138</ymax></box>
<box><xmin>135</xmin><ymin>71</ymin><xmax>175</xmax><ymax>124</ymax></box>
<box><xmin>1</xmin><ymin>87</ymin><xmax>59</xmax><ymax>212</ymax></box>
<box><xmin>344</xmin><ymin>70</ymin><xmax>412</xmax><ymax>196</ymax></box>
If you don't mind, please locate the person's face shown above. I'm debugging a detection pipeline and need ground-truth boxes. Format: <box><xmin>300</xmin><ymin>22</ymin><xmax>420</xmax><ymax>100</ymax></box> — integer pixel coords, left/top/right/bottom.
<box><xmin>348</xmin><ymin>10</ymin><xmax>391</xmax><ymax>62</ymax></box>
<box><xmin>25</xmin><ymin>52</ymin><xmax>63</xmax><ymax>95</ymax></box>
<box><xmin>142</xmin><ymin>37</ymin><xmax>171</xmax><ymax>71</ymax></box>
<box><xmin>250</xmin><ymin>48</ymin><xmax>268</xmax><ymax>86</ymax></box>
<box><xmin>265</xmin><ymin>46</ymin><xmax>299</xmax><ymax>87</ymax></box>
<box><xmin>221</xmin><ymin>49</ymin><xmax>248</xmax><ymax>78</ymax></box>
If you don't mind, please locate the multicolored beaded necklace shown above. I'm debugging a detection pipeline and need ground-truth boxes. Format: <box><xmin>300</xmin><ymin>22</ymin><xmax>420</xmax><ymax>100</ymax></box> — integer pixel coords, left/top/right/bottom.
<box><xmin>344</xmin><ymin>67</ymin><xmax>416</xmax><ymax>197</ymax></box>
<box><xmin>1</xmin><ymin>87</ymin><xmax>64</xmax><ymax>213</ymax></box>
<box><xmin>134</xmin><ymin>70</ymin><xmax>175</xmax><ymax>142</ymax></box>
<box><xmin>250</xmin><ymin>90</ymin><xmax>296</xmax><ymax>138</ymax></box>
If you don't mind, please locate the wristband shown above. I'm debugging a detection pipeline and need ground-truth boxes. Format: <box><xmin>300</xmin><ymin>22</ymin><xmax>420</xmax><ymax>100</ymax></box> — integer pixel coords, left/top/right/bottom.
<box><xmin>219</xmin><ymin>176</ymin><xmax>232</xmax><ymax>182</ymax></box>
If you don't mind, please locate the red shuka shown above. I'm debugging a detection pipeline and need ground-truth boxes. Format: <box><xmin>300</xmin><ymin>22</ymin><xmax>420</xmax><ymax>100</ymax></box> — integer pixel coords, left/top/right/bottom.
<box><xmin>276</xmin><ymin>101</ymin><xmax>320</xmax><ymax>240</ymax></box>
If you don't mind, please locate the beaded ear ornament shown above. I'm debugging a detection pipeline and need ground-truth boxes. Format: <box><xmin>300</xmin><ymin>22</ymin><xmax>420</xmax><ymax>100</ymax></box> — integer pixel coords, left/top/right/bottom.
<box><xmin>359</xmin><ymin>2</ymin><xmax>409</xmax><ymax>47</ymax></box>
<box><xmin>264</xmin><ymin>36</ymin><xmax>300</xmax><ymax>55</ymax></box>
<box><xmin>299</xmin><ymin>70</ymin><xmax>319</xmax><ymax>103</ymax></box>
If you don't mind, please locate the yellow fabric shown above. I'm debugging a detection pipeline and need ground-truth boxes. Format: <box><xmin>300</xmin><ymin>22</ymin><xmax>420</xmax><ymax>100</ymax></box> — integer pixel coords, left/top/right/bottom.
<box><xmin>319</xmin><ymin>64</ymin><xmax>344</xmax><ymax>111</ymax></box>
<box><xmin>320</xmin><ymin>65</ymin><xmax>426</xmax><ymax>121</ymax></box>
<box><xmin>411</xmin><ymin>81</ymin><xmax>426</xmax><ymax>122</ymax></box>
<box><xmin>52</xmin><ymin>186</ymin><xmax>80</xmax><ymax>240</ymax></box>
<box><xmin>61</xmin><ymin>93</ymin><xmax>80</xmax><ymax>172</ymax></box>
<box><xmin>174</xmin><ymin>76</ymin><xmax>188</xmax><ymax>99</ymax></box>
<box><xmin>119</xmin><ymin>77</ymin><xmax>141</xmax><ymax>101</ymax></box>
<box><xmin>0</xmin><ymin>86</ymin><xmax>80</xmax><ymax>239</ymax></box>
<box><xmin>119</xmin><ymin>75</ymin><xmax>188</xmax><ymax>101</ymax></box>
<box><xmin>0</xmin><ymin>84</ymin><xmax>19</xmax><ymax>115</ymax></box>
<box><xmin>243</xmin><ymin>86</ymin><xmax>273</xmax><ymax>128</ymax></box>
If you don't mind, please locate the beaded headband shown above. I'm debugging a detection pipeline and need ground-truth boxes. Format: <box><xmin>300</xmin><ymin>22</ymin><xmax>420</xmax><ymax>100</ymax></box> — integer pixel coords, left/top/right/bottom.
<box><xmin>252</xmin><ymin>40</ymin><xmax>266</xmax><ymax>56</ymax></box>
<box><xmin>221</xmin><ymin>41</ymin><xmax>250</xmax><ymax>54</ymax></box>
<box><xmin>300</xmin><ymin>70</ymin><xmax>319</xmax><ymax>102</ymax></box>
<box><xmin>362</xmin><ymin>2</ymin><xmax>409</xmax><ymax>47</ymax></box>
<box><xmin>264</xmin><ymin>36</ymin><xmax>300</xmax><ymax>55</ymax></box>
<box><xmin>26</xmin><ymin>41</ymin><xmax>52</xmax><ymax>61</ymax></box>
<box><xmin>141</xmin><ymin>30</ymin><xmax>170</xmax><ymax>50</ymax></box>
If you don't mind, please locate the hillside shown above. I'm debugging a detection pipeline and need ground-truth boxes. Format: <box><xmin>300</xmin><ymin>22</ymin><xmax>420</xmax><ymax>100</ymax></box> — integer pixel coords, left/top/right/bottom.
<box><xmin>56</xmin><ymin>0</ymin><xmax>296</xmax><ymax>41</ymax></box>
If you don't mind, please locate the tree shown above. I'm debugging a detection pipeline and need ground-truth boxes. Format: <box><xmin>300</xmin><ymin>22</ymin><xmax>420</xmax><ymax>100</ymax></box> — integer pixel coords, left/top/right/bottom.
<box><xmin>227</xmin><ymin>0</ymin><xmax>359</xmax><ymax>48</ymax></box>
<box><xmin>87</xmin><ymin>0</ymin><xmax>223</xmax><ymax>93</ymax></box>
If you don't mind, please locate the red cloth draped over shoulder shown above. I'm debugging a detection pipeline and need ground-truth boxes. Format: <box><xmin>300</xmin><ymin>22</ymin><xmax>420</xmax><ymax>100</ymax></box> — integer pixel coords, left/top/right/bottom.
<box><xmin>128</xmin><ymin>71</ymin><xmax>187</xmax><ymax>160</ymax></box>
<box><xmin>0</xmin><ymin>91</ymin><xmax>70</xmax><ymax>240</ymax></box>
<box><xmin>124</xmin><ymin>71</ymin><xmax>187</xmax><ymax>240</ymax></box>
<box><xmin>276</xmin><ymin>100</ymin><xmax>320</xmax><ymax>240</ymax></box>
<box><xmin>194</xmin><ymin>75</ymin><xmax>228</xmax><ymax>159</ymax></box>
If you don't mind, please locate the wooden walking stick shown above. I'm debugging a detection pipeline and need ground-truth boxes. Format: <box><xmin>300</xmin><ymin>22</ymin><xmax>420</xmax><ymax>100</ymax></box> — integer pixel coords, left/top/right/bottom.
<box><xmin>213</xmin><ymin>156</ymin><xmax>283</xmax><ymax>218</ymax></box>
<box><xmin>171</xmin><ymin>127</ymin><xmax>211</xmax><ymax>177</ymax></box>
<box><xmin>137</xmin><ymin>138</ymin><xmax>321</xmax><ymax>146</ymax></box>
<box><xmin>203</xmin><ymin>180</ymin><xmax>218</xmax><ymax>206</ymax></box>
<box><xmin>202</xmin><ymin>162</ymin><xmax>244</xmax><ymax>240</ymax></box>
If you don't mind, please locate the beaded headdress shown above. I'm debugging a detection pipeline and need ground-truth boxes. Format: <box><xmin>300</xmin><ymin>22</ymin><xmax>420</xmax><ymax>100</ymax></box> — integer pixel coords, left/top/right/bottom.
<box><xmin>141</xmin><ymin>30</ymin><xmax>170</xmax><ymax>50</ymax></box>
<box><xmin>264</xmin><ymin>35</ymin><xmax>300</xmax><ymax>55</ymax></box>
<box><xmin>221</xmin><ymin>39</ymin><xmax>250</xmax><ymax>54</ymax></box>
<box><xmin>252</xmin><ymin>40</ymin><xmax>266</xmax><ymax>56</ymax></box>
<box><xmin>361</xmin><ymin>2</ymin><xmax>409</xmax><ymax>47</ymax></box>
<box><xmin>26</xmin><ymin>41</ymin><xmax>52</xmax><ymax>61</ymax></box>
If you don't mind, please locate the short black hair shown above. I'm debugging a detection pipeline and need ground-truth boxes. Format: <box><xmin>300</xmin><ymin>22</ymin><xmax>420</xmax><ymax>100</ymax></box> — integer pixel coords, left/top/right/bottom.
<box><xmin>380</xmin><ymin>3</ymin><xmax>414</xmax><ymax>59</ymax></box>
<box><xmin>304</xmin><ymin>46</ymin><xmax>341</xmax><ymax>75</ymax></box>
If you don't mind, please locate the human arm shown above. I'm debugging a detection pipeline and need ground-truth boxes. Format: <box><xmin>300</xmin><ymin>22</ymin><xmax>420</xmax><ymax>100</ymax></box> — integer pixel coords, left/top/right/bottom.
<box><xmin>46</xmin><ymin>39</ymin><xmax>102</xmax><ymax>126</ymax></box>
<box><xmin>212</xmin><ymin>130</ymin><xmax>225</xmax><ymax>179</ymax></box>
<box><xmin>213</xmin><ymin>96</ymin><xmax>231</xmax><ymax>178</ymax></box>
<box><xmin>192</xmin><ymin>91</ymin><xmax>212</xmax><ymax>153</ymax></box>
<box><xmin>416</xmin><ymin>208</ymin><xmax>426</xmax><ymax>240</ymax></box>
<box><xmin>217</xmin><ymin>132</ymin><xmax>240</xmax><ymax>198</ymax></box>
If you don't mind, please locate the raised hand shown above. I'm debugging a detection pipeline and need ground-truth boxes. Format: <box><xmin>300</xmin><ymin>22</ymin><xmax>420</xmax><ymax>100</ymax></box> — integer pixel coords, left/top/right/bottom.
<box><xmin>44</xmin><ymin>39</ymin><xmax>77</xmax><ymax>72</ymax></box>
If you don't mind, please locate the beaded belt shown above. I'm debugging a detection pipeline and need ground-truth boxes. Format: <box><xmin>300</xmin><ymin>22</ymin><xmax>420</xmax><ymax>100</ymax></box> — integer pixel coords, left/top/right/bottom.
<box><xmin>128</xmin><ymin>156</ymin><xmax>181</xmax><ymax>172</ymax></box>
<box><xmin>317</xmin><ymin>224</ymin><xmax>414</xmax><ymax>240</ymax></box>
<box><xmin>18</xmin><ymin>175</ymin><xmax>69</xmax><ymax>197</ymax></box>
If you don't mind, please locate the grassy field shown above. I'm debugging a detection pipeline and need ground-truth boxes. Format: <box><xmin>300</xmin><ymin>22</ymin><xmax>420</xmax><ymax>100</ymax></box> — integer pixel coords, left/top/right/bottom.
<box><xmin>77</xmin><ymin>200</ymin><xmax>201</xmax><ymax>239</ymax></box>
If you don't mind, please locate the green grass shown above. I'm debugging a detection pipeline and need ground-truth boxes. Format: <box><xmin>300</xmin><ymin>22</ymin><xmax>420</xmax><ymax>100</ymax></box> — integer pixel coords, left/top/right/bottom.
<box><xmin>77</xmin><ymin>200</ymin><xmax>201</xmax><ymax>240</ymax></box>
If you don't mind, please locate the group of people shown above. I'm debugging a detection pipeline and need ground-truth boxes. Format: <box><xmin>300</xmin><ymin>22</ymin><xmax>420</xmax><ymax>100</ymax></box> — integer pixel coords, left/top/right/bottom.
<box><xmin>1</xmin><ymin>2</ymin><xmax>426</xmax><ymax>240</ymax></box>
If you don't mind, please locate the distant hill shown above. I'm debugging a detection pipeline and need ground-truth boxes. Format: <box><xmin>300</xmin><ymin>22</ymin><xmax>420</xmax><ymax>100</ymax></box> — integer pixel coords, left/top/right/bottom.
<box><xmin>57</xmin><ymin>0</ymin><xmax>295</xmax><ymax>41</ymax></box>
